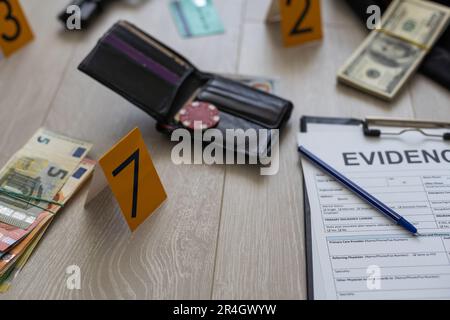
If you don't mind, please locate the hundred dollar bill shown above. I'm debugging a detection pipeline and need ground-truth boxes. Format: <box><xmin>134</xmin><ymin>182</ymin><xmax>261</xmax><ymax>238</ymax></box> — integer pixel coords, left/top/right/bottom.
<box><xmin>337</xmin><ymin>0</ymin><xmax>450</xmax><ymax>100</ymax></box>
<box><xmin>0</xmin><ymin>158</ymin><xmax>96</xmax><ymax>279</ymax></box>
<box><xmin>0</xmin><ymin>129</ymin><xmax>92</xmax><ymax>229</ymax></box>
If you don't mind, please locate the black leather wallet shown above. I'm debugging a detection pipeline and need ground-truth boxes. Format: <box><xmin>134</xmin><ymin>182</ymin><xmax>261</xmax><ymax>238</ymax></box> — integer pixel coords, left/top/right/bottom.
<box><xmin>78</xmin><ymin>21</ymin><xmax>293</xmax><ymax>159</ymax></box>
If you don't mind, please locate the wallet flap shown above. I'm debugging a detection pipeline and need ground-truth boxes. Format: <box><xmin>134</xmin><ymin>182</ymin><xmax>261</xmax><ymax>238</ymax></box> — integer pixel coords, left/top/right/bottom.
<box><xmin>78</xmin><ymin>21</ymin><xmax>195</xmax><ymax>122</ymax></box>
<box><xmin>197</xmin><ymin>77</ymin><xmax>293</xmax><ymax>129</ymax></box>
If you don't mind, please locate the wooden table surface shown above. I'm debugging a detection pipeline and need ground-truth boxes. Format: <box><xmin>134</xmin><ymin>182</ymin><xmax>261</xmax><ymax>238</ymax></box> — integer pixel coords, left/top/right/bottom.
<box><xmin>1</xmin><ymin>0</ymin><xmax>449</xmax><ymax>299</ymax></box>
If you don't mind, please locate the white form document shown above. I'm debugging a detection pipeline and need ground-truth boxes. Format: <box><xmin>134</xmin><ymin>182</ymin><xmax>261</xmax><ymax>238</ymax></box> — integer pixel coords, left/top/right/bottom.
<box><xmin>299</xmin><ymin>126</ymin><xmax>450</xmax><ymax>300</ymax></box>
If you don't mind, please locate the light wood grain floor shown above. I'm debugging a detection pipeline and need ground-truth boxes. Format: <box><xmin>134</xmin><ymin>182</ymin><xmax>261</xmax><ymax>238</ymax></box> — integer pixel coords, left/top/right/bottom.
<box><xmin>1</xmin><ymin>0</ymin><xmax>449</xmax><ymax>299</ymax></box>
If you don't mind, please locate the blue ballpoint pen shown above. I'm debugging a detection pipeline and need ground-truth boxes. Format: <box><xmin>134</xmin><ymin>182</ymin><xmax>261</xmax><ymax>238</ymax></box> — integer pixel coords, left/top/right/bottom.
<box><xmin>298</xmin><ymin>145</ymin><xmax>418</xmax><ymax>235</ymax></box>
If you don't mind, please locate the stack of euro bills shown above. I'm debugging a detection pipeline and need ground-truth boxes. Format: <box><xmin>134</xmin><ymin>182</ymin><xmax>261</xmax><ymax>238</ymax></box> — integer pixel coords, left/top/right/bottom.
<box><xmin>0</xmin><ymin>129</ymin><xmax>94</xmax><ymax>292</ymax></box>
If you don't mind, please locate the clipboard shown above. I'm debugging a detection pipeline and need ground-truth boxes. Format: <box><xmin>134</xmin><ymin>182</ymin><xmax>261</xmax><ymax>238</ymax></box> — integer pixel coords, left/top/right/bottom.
<box><xmin>299</xmin><ymin>115</ymin><xmax>450</xmax><ymax>300</ymax></box>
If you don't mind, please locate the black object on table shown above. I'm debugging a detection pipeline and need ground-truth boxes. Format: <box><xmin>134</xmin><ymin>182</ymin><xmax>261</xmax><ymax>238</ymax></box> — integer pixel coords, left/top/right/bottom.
<box><xmin>78</xmin><ymin>21</ymin><xmax>294</xmax><ymax>160</ymax></box>
<box><xmin>58</xmin><ymin>0</ymin><xmax>115</xmax><ymax>29</ymax></box>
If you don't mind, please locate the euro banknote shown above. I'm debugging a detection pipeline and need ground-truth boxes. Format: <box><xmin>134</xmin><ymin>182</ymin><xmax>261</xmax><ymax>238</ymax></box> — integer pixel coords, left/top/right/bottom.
<box><xmin>0</xmin><ymin>129</ymin><xmax>92</xmax><ymax>229</ymax></box>
<box><xmin>0</xmin><ymin>158</ymin><xmax>96</xmax><ymax>279</ymax></box>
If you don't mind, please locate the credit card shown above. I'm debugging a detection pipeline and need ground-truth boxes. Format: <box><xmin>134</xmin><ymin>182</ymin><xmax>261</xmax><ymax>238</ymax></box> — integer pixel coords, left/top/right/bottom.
<box><xmin>169</xmin><ymin>0</ymin><xmax>225</xmax><ymax>38</ymax></box>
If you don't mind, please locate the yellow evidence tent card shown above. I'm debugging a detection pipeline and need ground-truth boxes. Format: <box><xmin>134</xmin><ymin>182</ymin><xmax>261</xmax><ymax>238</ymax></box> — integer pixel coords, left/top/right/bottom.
<box><xmin>99</xmin><ymin>128</ymin><xmax>167</xmax><ymax>231</ymax></box>
<box><xmin>279</xmin><ymin>0</ymin><xmax>323</xmax><ymax>47</ymax></box>
<box><xmin>0</xmin><ymin>0</ymin><xmax>33</xmax><ymax>59</ymax></box>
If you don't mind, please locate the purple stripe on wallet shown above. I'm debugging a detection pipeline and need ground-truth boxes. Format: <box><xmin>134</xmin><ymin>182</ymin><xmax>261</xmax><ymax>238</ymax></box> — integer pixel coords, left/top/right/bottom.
<box><xmin>104</xmin><ymin>33</ymin><xmax>181</xmax><ymax>85</ymax></box>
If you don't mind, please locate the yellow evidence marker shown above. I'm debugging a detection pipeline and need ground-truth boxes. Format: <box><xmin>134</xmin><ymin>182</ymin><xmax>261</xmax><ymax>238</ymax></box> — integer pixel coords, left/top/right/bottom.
<box><xmin>99</xmin><ymin>128</ymin><xmax>167</xmax><ymax>231</ymax></box>
<box><xmin>0</xmin><ymin>0</ymin><xmax>33</xmax><ymax>59</ymax></box>
<box><xmin>266</xmin><ymin>0</ymin><xmax>323</xmax><ymax>47</ymax></box>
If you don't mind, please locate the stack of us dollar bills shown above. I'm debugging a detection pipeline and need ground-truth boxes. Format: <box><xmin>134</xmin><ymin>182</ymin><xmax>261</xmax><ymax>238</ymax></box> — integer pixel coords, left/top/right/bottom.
<box><xmin>0</xmin><ymin>129</ymin><xmax>94</xmax><ymax>293</ymax></box>
<box><xmin>338</xmin><ymin>0</ymin><xmax>450</xmax><ymax>101</ymax></box>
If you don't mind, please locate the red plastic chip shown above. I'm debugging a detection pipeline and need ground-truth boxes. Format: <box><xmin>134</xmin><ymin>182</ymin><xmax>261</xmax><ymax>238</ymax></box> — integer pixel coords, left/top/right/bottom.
<box><xmin>178</xmin><ymin>101</ymin><xmax>220</xmax><ymax>130</ymax></box>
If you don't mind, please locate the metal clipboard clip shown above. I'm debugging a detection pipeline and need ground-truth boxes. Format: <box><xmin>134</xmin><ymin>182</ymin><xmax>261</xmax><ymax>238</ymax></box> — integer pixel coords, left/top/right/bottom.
<box><xmin>300</xmin><ymin>116</ymin><xmax>450</xmax><ymax>141</ymax></box>
<box><xmin>363</xmin><ymin>117</ymin><xmax>450</xmax><ymax>141</ymax></box>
